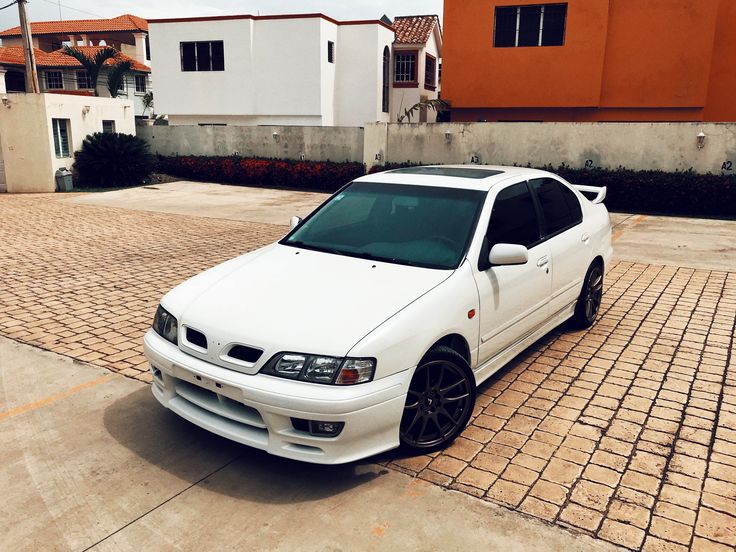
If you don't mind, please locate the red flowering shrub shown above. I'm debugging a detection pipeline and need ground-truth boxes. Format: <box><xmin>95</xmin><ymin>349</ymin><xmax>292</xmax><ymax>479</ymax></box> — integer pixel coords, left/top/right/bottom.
<box><xmin>156</xmin><ymin>155</ymin><xmax>365</xmax><ymax>192</ymax></box>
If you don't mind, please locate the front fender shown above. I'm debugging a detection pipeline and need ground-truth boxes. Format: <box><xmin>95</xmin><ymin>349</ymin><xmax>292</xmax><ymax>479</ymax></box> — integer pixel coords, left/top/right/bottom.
<box><xmin>347</xmin><ymin>260</ymin><xmax>480</xmax><ymax>380</ymax></box>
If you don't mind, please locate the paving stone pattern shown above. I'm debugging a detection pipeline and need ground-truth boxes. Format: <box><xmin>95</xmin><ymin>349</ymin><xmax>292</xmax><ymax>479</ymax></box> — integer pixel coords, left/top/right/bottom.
<box><xmin>2</xmin><ymin>195</ymin><xmax>736</xmax><ymax>551</ymax></box>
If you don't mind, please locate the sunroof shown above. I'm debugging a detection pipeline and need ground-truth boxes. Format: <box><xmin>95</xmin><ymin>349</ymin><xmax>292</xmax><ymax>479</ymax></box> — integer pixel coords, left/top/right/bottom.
<box><xmin>389</xmin><ymin>167</ymin><xmax>504</xmax><ymax>179</ymax></box>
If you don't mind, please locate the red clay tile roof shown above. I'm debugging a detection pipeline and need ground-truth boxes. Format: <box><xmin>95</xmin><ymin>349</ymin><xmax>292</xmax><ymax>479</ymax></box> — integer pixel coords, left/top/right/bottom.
<box><xmin>0</xmin><ymin>46</ymin><xmax>150</xmax><ymax>72</ymax></box>
<box><xmin>0</xmin><ymin>14</ymin><xmax>147</xmax><ymax>37</ymax></box>
<box><xmin>393</xmin><ymin>15</ymin><xmax>439</xmax><ymax>45</ymax></box>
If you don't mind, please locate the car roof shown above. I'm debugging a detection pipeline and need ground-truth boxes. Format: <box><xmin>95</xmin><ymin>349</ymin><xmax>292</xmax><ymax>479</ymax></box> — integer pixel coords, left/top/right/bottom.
<box><xmin>354</xmin><ymin>165</ymin><xmax>557</xmax><ymax>191</ymax></box>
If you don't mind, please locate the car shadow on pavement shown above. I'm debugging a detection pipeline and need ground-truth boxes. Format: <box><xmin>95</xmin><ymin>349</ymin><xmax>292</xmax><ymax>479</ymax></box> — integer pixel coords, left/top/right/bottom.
<box><xmin>103</xmin><ymin>386</ymin><xmax>387</xmax><ymax>504</ymax></box>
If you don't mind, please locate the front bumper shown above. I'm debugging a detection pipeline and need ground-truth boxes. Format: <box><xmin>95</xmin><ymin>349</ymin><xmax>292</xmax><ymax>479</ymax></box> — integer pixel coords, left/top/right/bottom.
<box><xmin>143</xmin><ymin>330</ymin><xmax>411</xmax><ymax>464</ymax></box>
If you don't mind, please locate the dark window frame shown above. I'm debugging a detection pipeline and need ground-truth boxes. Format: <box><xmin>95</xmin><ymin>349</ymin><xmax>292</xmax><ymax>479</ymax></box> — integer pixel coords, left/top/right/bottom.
<box><xmin>45</xmin><ymin>70</ymin><xmax>64</xmax><ymax>90</ymax></box>
<box><xmin>493</xmin><ymin>3</ymin><xmax>568</xmax><ymax>48</ymax></box>
<box><xmin>134</xmin><ymin>74</ymin><xmax>147</xmax><ymax>93</ymax></box>
<box><xmin>180</xmin><ymin>40</ymin><xmax>225</xmax><ymax>72</ymax></box>
<box><xmin>76</xmin><ymin>70</ymin><xmax>92</xmax><ymax>90</ymax></box>
<box><xmin>382</xmin><ymin>46</ymin><xmax>390</xmax><ymax>113</ymax></box>
<box><xmin>102</xmin><ymin>120</ymin><xmax>116</xmax><ymax>134</ymax></box>
<box><xmin>394</xmin><ymin>49</ymin><xmax>418</xmax><ymax>88</ymax></box>
<box><xmin>327</xmin><ymin>41</ymin><xmax>335</xmax><ymax>64</ymax></box>
<box><xmin>424</xmin><ymin>53</ymin><xmax>437</xmax><ymax>91</ymax></box>
<box><xmin>51</xmin><ymin>118</ymin><xmax>71</xmax><ymax>158</ymax></box>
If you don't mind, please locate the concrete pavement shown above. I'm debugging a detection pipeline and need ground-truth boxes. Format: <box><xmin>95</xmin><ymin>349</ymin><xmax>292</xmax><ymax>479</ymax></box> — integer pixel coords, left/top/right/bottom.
<box><xmin>0</xmin><ymin>337</ymin><xmax>618</xmax><ymax>552</ymax></box>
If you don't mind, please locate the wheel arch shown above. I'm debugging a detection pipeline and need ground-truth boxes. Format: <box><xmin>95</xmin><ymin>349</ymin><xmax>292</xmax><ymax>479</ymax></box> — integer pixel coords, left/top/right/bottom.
<box><xmin>421</xmin><ymin>333</ymin><xmax>471</xmax><ymax>367</ymax></box>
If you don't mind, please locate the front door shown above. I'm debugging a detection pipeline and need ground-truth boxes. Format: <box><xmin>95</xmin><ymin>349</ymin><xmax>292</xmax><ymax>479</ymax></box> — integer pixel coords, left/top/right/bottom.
<box><xmin>473</xmin><ymin>181</ymin><xmax>552</xmax><ymax>364</ymax></box>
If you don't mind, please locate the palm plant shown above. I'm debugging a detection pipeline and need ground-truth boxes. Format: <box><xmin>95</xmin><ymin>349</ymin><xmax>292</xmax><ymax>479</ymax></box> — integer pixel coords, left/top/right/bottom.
<box><xmin>142</xmin><ymin>91</ymin><xmax>154</xmax><ymax>116</ymax></box>
<box><xmin>397</xmin><ymin>98</ymin><xmax>451</xmax><ymax>123</ymax></box>
<box><xmin>62</xmin><ymin>45</ymin><xmax>118</xmax><ymax>96</ymax></box>
<box><xmin>106</xmin><ymin>60</ymin><xmax>133</xmax><ymax>98</ymax></box>
<box><xmin>73</xmin><ymin>132</ymin><xmax>155</xmax><ymax>188</ymax></box>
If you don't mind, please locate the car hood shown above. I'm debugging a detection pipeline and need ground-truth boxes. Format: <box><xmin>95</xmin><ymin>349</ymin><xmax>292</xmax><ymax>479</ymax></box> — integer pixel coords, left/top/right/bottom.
<box><xmin>167</xmin><ymin>244</ymin><xmax>452</xmax><ymax>370</ymax></box>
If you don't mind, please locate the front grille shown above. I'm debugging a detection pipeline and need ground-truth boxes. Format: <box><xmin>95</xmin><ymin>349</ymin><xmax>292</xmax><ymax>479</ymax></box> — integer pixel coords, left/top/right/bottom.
<box><xmin>186</xmin><ymin>327</ymin><xmax>207</xmax><ymax>350</ymax></box>
<box><xmin>227</xmin><ymin>344</ymin><xmax>263</xmax><ymax>364</ymax></box>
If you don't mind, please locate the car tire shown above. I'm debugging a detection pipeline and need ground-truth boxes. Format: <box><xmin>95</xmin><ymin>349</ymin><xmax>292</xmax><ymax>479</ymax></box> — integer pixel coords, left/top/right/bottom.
<box><xmin>571</xmin><ymin>261</ymin><xmax>604</xmax><ymax>329</ymax></box>
<box><xmin>399</xmin><ymin>345</ymin><xmax>476</xmax><ymax>455</ymax></box>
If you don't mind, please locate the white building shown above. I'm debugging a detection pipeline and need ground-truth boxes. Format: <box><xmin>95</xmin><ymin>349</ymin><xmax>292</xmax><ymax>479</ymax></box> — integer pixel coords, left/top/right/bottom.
<box><xmin>390</xmin><ymin>15</ymin><xmax>443</xmax><ymax>123</ymax></box>
<box><xmin>0</xmin><ymin>93</ymin><xmax>136</xmax><ymax>193</ymax></box>
<box><xmin>148</xmin><ymin>14</ymin><xmax>398</xmax><ymax>127</ymax></box>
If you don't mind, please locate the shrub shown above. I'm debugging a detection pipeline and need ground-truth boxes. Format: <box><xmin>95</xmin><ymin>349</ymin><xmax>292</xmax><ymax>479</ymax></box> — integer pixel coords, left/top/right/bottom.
<box><xmin>547</xmin><ymin>165</ymin><xmax>736</xmax><ymax>219</ymax></box>
<box><xmin>74</xmin><ymin>132</ymin><xmax>155</xmax><ymax>188</ymax></box>
<box><xmin>370</xmin><ymin>162</ymin><xmax>736</xmax><ymax>219</ymax></box>
<box><xmin>156</xmin><ymin>155</ymin><xmax>365</xmax><ymax>192</ymax></box>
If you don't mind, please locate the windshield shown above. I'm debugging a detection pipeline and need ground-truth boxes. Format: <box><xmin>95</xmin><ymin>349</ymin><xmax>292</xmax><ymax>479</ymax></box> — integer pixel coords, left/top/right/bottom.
<box><xmin>281</xmin><ymin>182</ymin><xmax>487</xmax><ymax>269</ymax></box>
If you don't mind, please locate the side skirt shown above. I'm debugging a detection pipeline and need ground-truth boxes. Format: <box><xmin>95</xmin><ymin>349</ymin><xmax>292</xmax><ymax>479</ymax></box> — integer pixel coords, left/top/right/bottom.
<box><xmin>473</xmin><ymin>301</ymin><xmax>576</xmax><ymax>387</ymax></box>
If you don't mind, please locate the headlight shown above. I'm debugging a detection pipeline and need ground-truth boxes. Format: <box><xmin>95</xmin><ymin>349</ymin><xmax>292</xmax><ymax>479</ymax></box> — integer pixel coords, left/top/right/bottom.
<box><xmin>261</xmin><ymin>353</ymin><xmax>375</xmax><ymax>385</ymax></box>
<box><xmin>152</xmin><ymin>305</ymin><xmax>178</xmax><ymax>345</ymax></box>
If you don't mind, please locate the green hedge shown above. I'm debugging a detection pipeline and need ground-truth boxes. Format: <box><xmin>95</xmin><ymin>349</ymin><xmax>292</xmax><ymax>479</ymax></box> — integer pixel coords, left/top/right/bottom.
<box><xmin>156</xmin><ymin>156</ymin><xmax>736</xmax><ymax>219</ymax></box>
<box><xmin>156</xmin><ymin>155</ymin><xmax>364</xmax><ymax>193</ymax></box>
<box><xmin>546</xmin><ymin>165</ymin><xmax>736</xmax><ymax>219</ymax></box>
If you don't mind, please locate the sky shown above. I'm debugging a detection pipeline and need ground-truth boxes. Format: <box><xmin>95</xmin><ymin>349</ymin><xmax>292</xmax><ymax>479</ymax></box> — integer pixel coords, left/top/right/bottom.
<box><xmin>0</xmin><ymin>0</ymin><xmax>443</xmax><ymax>30</ymax></box>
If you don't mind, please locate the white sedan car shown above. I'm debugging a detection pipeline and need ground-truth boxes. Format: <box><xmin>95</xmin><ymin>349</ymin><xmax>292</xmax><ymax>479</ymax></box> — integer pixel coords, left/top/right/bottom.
<box><xmin>144</xmin><ymin>166</ymin><xmax>612</xmax><ymax>464</ymax></box>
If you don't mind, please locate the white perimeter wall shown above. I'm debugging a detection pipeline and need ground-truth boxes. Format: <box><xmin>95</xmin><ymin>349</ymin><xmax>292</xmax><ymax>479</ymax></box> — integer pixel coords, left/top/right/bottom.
<box><xmin>363</xmin><ymin>122</ymin><xmax>736</xmax><ymax>175</ymax></box>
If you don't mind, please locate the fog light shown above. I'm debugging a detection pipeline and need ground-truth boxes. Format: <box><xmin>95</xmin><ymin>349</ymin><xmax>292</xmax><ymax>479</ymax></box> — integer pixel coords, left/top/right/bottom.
<box><xmin>310</xmin><ymin>421</ymin><xmax>344</xmax><ymax>437</ymax></box>
<box><xmin>291</xmin><ymin>418</ymin><xmax>344</xmax><ymax>437</ymax></box>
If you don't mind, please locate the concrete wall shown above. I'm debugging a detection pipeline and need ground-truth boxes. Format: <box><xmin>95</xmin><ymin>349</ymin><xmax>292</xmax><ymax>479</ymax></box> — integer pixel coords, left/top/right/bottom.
<box><xmin>364</xmin><ymin>122</ymin><xmax>736</xmax><ymax>174</ymax></box>
<box><xmin>138</xmin><ymin>124</ymin><xmax>364</xmax><ymax>162</ymax></box>
<box><xmin>0</xmin><ymin>93</ymin><xmax>135</xmax><ymax>193</ymax></box>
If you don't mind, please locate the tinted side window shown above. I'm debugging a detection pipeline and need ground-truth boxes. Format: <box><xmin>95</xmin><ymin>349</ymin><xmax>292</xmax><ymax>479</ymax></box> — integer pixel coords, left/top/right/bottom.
<box><xmin>530</xmin><ymin>178</ymin><xmax>580</xmax><ymax>236</ymax></box>
<box><xmin>487</xmin><ymin>182</ymin><xmax>541</xmax><ymax>249</ymax></box>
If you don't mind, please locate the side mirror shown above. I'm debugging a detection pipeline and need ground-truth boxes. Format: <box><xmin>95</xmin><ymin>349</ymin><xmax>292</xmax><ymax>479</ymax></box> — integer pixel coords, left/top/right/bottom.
<box><xmin>489</xmin><ymin>243</ymin><xmax>529</xmax><ymax>267</ymax></box>
<box><xmin>289</xmin><ymin>216</ymin><xmax>302</xmax><ymax>230</ymax></box>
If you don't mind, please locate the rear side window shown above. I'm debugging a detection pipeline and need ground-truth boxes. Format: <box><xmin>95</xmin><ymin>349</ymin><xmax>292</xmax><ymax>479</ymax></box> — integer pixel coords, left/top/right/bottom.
<box><xmin>487</xmin><ymin>182</ymin><xmax>541</xmax><ymax>249</ymax></box>
<box><xmin>529</xmin><ymin>178</ymin><xmax>582</xmax><ymax>236</ymax></box>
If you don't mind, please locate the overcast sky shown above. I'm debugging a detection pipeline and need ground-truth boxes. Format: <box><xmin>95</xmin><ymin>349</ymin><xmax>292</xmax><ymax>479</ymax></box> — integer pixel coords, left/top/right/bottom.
<box><xmin>0</xmin><ymin>0</ymin><xmax>443</xmax><ymax>30</ymax></box>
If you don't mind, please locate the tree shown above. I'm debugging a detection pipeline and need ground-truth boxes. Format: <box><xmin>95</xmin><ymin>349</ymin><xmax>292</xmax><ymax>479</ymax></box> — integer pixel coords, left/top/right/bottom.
<box><xmin>142</xmin><ymin>91</ymin><xmax>154</xmax><ymax>117</ymax></box>
<box><xmin>106</xmin><ymin>60</ymin><xmax>133</xmax><ymax>98</ymax></box>
<box><xmin>397</xmin><ymin>98</ymin><xmax>451</xmax><ymax>123</ymax></box>
<box><xmin>61</xmin><ymin>46</ymin><xmax>118</xmax><ymax>96</ymax></box>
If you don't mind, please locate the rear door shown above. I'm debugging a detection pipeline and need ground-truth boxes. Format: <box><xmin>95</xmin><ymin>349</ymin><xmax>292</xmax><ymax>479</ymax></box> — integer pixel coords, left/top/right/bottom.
<box><xmin>473</xmin><ymin>181</ymin><xmax>552</xmax><ymax>364</ymax></box>
<box><xmin>529</xmin><ymin>177</ymin><xmax>591</xmax><ymax>316</ymax></box>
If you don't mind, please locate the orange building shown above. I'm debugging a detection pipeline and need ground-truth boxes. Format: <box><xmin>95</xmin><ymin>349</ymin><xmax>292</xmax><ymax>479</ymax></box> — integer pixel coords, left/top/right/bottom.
<box><xmin>442</xmin><ymin>0</ymin><xmax>736</xmax><ymax>122</ymax></box>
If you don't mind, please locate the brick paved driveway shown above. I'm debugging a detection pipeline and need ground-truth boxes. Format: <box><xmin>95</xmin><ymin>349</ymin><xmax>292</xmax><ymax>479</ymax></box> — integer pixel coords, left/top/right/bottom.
<box><xmin>1</xmin><ymin>194</ymin><xmax>735</xmax><ymax>551</ymax></box>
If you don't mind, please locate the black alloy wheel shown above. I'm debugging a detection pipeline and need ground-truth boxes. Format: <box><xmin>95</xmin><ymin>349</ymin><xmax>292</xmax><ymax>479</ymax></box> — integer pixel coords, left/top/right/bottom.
<box><xmin>399</xmin><ymin>346</ymin><xmax>475</xmax><ymax>453</ymax></box>
<box><xmin>572</xmin><ymin>262</ymin><xmax>604</xmax><ymax>328</ymax></box>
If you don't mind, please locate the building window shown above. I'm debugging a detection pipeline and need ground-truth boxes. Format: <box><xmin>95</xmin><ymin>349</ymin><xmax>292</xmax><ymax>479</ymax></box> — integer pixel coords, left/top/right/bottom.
<box><xmin>494</xmin><ymin>3</ymin><xmax>567</xmax><ymax>48</ymax></box>
<box><xmin>181</xmin><ymin>41</ymin><xmax>225</xmax><ymax>71</ymax></box>
<box><xmin>382</xmin><ymin>46</ymin><xmax>390</xmax><ymax>113</ymax></box>
<box><xmin>135</xmin><ymin>74</ymin><xmax>147</xmax><ymax>93</ymax></box>
<box><xmin>102</xmin><ymin>120</ymin><xmax>116</xmax><ymax>134</ymax></box>
<box><xmin>52</xmin><ymin>118</ymin><xmax>71</xmax><ymax>158</ymax></box>
<box><xmin>425</xmin><ymin>54</ymin><xmax>437</xmax><ymax>90</ymax></box>
<box><xmin>45</xmin><ymin>71</ymin><xmax>63</xmax><ymax>89</ymax></box>
<box><xmin>394</xmin><ymin>51</ymin><xmax>418</xmax><ymax>85</ymax></box>
<box><xmin>76</xmin><ymin>71</ymin><xmax>92</xmax><ymax>89</ymax></box>
<box><xmin>328</xmin><ymin>41</ymin><xmax>335</xmax><ymax>64</ymax></box>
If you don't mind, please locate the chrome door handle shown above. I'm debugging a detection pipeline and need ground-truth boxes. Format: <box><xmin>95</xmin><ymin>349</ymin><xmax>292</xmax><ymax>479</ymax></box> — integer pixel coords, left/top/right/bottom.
<box><xmin>582</xmin><ymin>233</ymin><xmax>591</xmax><ymax>243</ymax></box>
<box><xmin>536</xmin><ymin>256</ymin><xmax>549</xmax><ymax>268</ymax></box>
